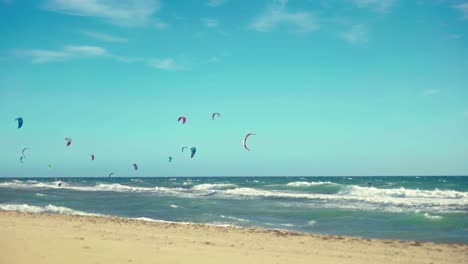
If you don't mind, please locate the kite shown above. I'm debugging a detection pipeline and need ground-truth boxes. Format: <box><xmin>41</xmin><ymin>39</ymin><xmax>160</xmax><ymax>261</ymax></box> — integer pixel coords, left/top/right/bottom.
<box><xmin>190</xmin><ymin>147</ymin><xmax>196</xmax><ymax>158</ymax></box>
<box><xmin>22</xmin><ymin>148</ymin><xmax>29</xmax><ymax>157</ymax></box>
<box><xmin>20</xmin><ymin>156</ymin><xmax>24</xmax><ymax>164</ymax></box>
<box><xmin>108</xmin><ymin>173</ymin><xmax>114</xmax><ymax>178</ymax></box>
<box><xmin>133</xmin><ymin>163</ymin><xmax>138</xmax><ymax>171</ymax></box>
<box><xmin>181</xmin><ymin>147</ymin><xmax>188</xmax><ymax>152</ymax></box>
<box><xmin>211</xmin><ymin>112</ymin><xmax>220</xmax><ymax>120</ymax></box>
<box><xmin>15</xmin><ymin>117</ymin><xmax>23</xmax><ymax>129</ymax></box>
<box><xmin>243</xmin><ymin>133</ymin><xmax>256</xmax><ymax>151</ymax></box>
<box><xmin>169</xmin><ymin>156</ymin><xmax>172</xmax><ymax>162</ymax></box>
<box><xmin>91</xmin><ymin>154</ymin><xmax>95</xmax><ymax>161</ymax></box>
<box><xmin>65</xmin><ymin>138</ymin><xmax>72</xmax><ymax>147</ymax></box>
<box><xmin>48</xmin><ymin>164</ymin><xmax>52</xmax><ymax>169</ymax></box>
<box><xmin>178</xmin><ymin>116</ymin><xmax>187</xmax><ymax>124</ymax></box>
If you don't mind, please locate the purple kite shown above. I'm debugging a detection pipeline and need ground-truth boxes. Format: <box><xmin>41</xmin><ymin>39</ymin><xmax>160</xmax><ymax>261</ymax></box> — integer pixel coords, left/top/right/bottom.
<box><xmin>178</xmin><ymin>116</ymin><xmax>187</xmax><ymax>124</ymax></box>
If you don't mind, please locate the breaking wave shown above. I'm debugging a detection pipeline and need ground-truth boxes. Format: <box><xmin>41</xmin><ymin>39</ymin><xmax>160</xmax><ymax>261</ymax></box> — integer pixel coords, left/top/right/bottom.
<box><xmin>0</xmin><ymin>203</ymin><xmax>99</xmax><ymax>216</ymax></box>
<box><xmin>286</xmin><ymin>181</ymin><xmax>337</xmax><ymax>187</ymax></box>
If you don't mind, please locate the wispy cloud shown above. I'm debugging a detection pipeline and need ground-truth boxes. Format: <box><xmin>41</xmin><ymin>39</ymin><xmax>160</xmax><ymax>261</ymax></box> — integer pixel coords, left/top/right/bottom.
<box><xmin>422</xmin><ymin>89</ymin><xmax>439</xmax><ymax>96</ymax></box>
<box><xmin>201</xmin><ymin>18</ymin><xmax>218</xmax><ymax>28</ymax></box>
<box><xmin>341</xmin><ymin>24</ymin><xmax>368</xmax><ymax>44</ymax></box>
<box><xmin>44</xmin><ymin>0</ymin><xmax>160</xmax><ymax>26</ymax></box>
<box><xmin>14</xmin><ymin>50</ymin><xmax>69</xmax><ymax>63</ymax></box>
<box><xmin>207</xmin><ymin>0</ymin><xmax>225</xmax><ymax>7</ymax></box>
<box><xmin>445</xmin><ymin>33</ymin><xmax>462</xmax><ymax>40</ymax></box>
<box><xmin>82</xmin><ymin>30</ymin><xmax>128</xmax><ymax>43</ymax></box>
<box><xmin>13</xmin><ymin>45</ymin><xmax>118</xmax><ymax>63</ymax></box>
<box><xmin>453</xmin><ymin>3</ymin><xmax>468</xmax><ymax>20</ymax></box>
<box><xmin>155</xmin><ymin>19</ymin><xmax>168</xmax><ymax>29</ymax></box>
<box><xmin>352</xmin><ymin>0</ymin><xmax>398</xmax><ymax>12</ymax></box>
<box><xmin>149</xmin><ymin>58</ymin><xmax>184</xmax><ymax>70</ymax></box>
<box><xmin>250</xmin><ymin>0</ymin><xmax>318</xmax><ymax>32</ymax></box>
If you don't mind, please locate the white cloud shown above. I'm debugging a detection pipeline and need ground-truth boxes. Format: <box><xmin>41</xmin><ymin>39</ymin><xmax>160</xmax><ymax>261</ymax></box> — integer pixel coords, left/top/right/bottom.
<box><xmin>341</xmin><ymin>24</ymin><xmax>368</xmax><ymax>44</ymax></box>
<box><xmin>82</xmin><ymin>30</ymin><xmax>128</xmax><ymax>43</ymax></box>
<box><xmin>208</xmin><ymin>56</ymin><xmax>219</xmax><ymax>63</ymax></box>
<box><xmin>201</xmin><ymin>18</ymin><xmax>218</xmax><ymax>28</ymax></box>
<box><xmin>64</xmin><ymin>45</ymin><xmax>107</xmax><ymax>56</ymax></box>
<box><xmin>445</xmin><ymin>33</ymin><xmax>461</xmax><ymax>40</ymax></box>
<box><xmin>453</xmin><ymin>3</ymin><xmax>468</xmax><ymax>20</ymax></box>
<box><xmin>149</xmin><ymin>58</ymin><xmax>184</xmax><ymax>70</ymax></box>
<box><xmin>352</xmin><ymin>0</ymin><xmax>398</xmax><ymax>12</ymax></box>
<box><xmin>44</xmin><ymin>0</ymin><xmax>160</xmax><ymax>26</ymax></box>
<box><xmin>207</xmin><ymin>0</ymin><xmax>225</xmax><ymax>7</ymax></box>
<box><xmin>422</xmin><ymin>89</ymin><xmax>439</xmax><ymax>96</ymax></box>
<box><xmin>14</xmin><ymin>45</ymin><xmax>112</xmax><ymax>63</ymax></box>
<box><xmin>155</xmin><ymin>19</ymin><xmax>168</xmax><ymax>29</ymax></box>
<box><xmin>14</xmin><ymin>50</ymin><xmax>69</xmax><ymax>63</ymax></box>
<box><xmin>251</xmin><ymin>0</ymin><xmax>318</xmax><ymax>32</ymax></box>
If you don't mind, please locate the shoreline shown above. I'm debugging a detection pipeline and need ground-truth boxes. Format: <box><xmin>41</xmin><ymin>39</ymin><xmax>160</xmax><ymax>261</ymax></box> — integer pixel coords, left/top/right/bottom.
<box><xmin>1</xmin><ymin>211</ymin><xmax>467</xmax><ymax>264</ymax></box>
<box><xmin>0</xmin><ymin>210</ymin><xmax>465</xmax><ymax>246</ymax></box>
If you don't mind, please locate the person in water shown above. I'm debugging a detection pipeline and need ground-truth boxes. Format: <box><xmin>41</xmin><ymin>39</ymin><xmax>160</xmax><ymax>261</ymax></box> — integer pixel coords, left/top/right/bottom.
<box><xmin>57</xmin><ymin>181</ymin><xmax>62</xmax><ymax>187</ymax></box>
<box><xmin>367</xmin><ymin>181</ymin><xmax>372</xmax><ymax>187</ymax></box>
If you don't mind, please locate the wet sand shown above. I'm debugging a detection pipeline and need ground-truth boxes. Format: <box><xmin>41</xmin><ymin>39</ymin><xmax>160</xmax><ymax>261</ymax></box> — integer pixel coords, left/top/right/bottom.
<box><xmin>0</xmin><ymin>211</ymin><xmax>466</xmax><ymax>264</ymax></box>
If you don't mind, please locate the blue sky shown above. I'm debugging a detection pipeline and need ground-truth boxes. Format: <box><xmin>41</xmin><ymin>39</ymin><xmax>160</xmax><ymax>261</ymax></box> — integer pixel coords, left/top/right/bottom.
<box><xmin>0</xmin><ymin>0</ymin><xmax>467</xmax><ymax>177</ymax></box>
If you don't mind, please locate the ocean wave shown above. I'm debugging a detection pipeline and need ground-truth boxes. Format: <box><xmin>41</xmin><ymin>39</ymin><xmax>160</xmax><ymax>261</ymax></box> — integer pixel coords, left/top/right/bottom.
<box><xmin>191</xmin><ymin>183</ymin><xmax>237</xmax><ymax>191</ymax></box>
<box><xmin>219</xmin><ymin>186</ymin><xmax>468</xmax><ymax>213</ymax></box>
<box><xmin>0</xmin><ymin>203</ymin><xmax>99</xmax><ymax>216</ymax></box>
<box><xmin>339</xmin><ymin>185</ymin><xmax>468</xmax><ymax>199</ymax></box>
<box><xmin>286</xmin><ymin>181</ymin><xmax>337</xmax><ymax>187</ymax></box>
<box><xmin>0</xmin><ymin>180</ymin><xmax>184</xmax><ymax>195</ymax></box>
<box><xmin>130</xmin><ymin>179</ymin><xmax>144</xmax><ymax>183</ymax></box>
<box><xmin>220</xmin><ymin>215</ymin><xmax>249</xmax><ymax>222</ymax></box>
<box><xmin>423</xmin><ymin>213</ymin><xmax>443</xmax><ymax>220</ymax></box>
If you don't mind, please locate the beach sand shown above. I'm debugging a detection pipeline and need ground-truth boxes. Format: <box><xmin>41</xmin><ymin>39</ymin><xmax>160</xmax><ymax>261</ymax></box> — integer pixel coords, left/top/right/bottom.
<box><xmin>0</xmin><ymin>211</ymin><xmax>466</xmax><ymax>264</ymax></box>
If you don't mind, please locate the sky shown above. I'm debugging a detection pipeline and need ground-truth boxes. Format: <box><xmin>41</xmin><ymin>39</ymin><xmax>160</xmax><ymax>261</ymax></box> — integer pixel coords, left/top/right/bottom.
<box><xmin>0</xmin><ymin>0</ymin><xmax>467</xmax><ymax>177</ymax></box>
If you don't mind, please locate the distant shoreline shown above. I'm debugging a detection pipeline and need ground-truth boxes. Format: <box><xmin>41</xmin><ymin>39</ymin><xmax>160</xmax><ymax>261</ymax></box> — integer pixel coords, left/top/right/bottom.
<box><xmin>2</xmin><ymin>175</ymin><xmax>468</xmax><ymax>178</ymax></box>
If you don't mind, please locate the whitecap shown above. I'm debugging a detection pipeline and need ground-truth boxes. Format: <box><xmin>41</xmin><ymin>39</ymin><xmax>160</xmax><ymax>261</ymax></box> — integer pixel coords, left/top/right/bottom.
<box><xmin>286</xmin><ymin>181</ymin><xmax>337</xmax><ymax>187</ymax></box>
<box><xmin>0</xmin><ymin>203</ymin><xmax>99</xmax><ymax>216</ymax></box>
<box><xmin>220</xmin><ymin>215</ymin><xmax>249</xmax><ymax>222</ymax></box>
<box><xmin>191</xmin><ymin>183</ymin><xmax>237</xmax><ymax>191</ymax></box>
<box><xmin>423</xmin><ymin>213</ymin><xmax>443</xmax><ymax>220</ymax></box>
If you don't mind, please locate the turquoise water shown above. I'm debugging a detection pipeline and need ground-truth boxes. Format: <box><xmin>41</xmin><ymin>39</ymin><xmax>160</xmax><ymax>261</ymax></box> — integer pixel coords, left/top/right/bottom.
<box><xmin>0</xmin><ymin>176</ymin><xmax>467</xmax><ymax>243</ymax></box>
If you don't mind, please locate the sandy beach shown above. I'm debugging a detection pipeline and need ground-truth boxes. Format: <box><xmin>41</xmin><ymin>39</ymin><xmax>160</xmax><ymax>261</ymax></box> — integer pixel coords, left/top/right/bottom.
<box><xmin>0</xmin><ymin>211</ymin><xmax>466</xmax><ymax>264</ymax></box>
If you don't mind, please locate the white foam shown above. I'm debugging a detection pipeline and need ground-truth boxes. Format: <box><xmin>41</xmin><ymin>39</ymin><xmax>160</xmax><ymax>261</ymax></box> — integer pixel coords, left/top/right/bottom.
<box><xmin>0</xmin><ymin>180</ymin><xmax>184</xmax><ymax>195</ymax></box>
<box><xmin>307</xmin><ymin>220</ymin><xmax>317</xmax><ymax>226</ymax></box>
<box><xmin>286</xmin><ymin>181</ymin><xmax>337</xmax><ymax>187</ymax></box>
<box><xmin>191</xmin><ymin>183</ymin><xmax>237</xmax><ymax>191</ymax></box>
<box><xmin>220</xmin><ymin>186</ymin><xmax>468</xmax><ymax>213</ymax></box>
<box><xmin>130</xmin><ymin>179</ymin><xmax>144</xmax><ymax>182</ymax></box>
<box><xmin>0</xmin><ymin>203</ymin><xmax>99</xmax><ymax>216</ymax></box>
<box><xmin>339</xmin><ymin>185</ymin><xmax>468</xmax><ymax>200</ymax></box>
<box><xmin>424</xmin><ymin>213</ymin><xmax>443</xmax><ymax>220</ymax></box>
<box><xmin>35</xmin><ymin>193</ymin><xmax>47</xmax><ymax>197</ymax></box>
<box><xmin>220</xmin><ymin>215</ymin><xmax>249</xmax><ymax>222</ymax></box>
<box><xmin>170</xmin><ymin>204</ymin><xmax>180</xmax><ymax>208</ymax></box>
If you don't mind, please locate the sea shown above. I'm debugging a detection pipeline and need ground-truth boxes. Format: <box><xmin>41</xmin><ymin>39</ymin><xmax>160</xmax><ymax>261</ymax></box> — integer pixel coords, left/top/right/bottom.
<box><xmin>0</xmin><ymin>176</ymin><xmax>467</xmax><ymax>243</ymax></box>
